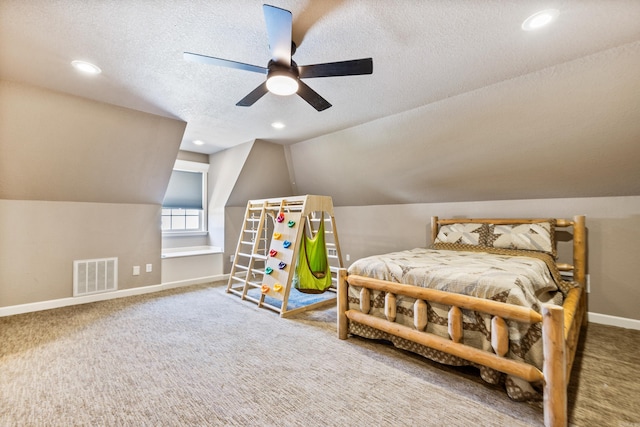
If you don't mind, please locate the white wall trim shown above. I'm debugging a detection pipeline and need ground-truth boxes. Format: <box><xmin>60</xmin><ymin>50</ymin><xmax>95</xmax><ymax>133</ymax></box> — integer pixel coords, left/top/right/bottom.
<box><xmin>588</xmin><ymin>311</ymin><xmax>640</xmax><ymax>330</ymax></box>
<box><xmin>0</xmin><ymin>274</ymin><xmax>228</xmax><ymax>317</ymax></box>
<box><xmin>2</xmin><ymin>286</ymin><xmax>639</xmax><ymax>331</ymax></box>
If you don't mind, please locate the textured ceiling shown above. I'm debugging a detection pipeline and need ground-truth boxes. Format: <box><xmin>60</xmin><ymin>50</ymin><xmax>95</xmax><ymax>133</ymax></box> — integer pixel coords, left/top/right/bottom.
<box><xmin>1</xmin><ymin>0</ymin><xmax>640</xmax><ymax>155</ymax></box>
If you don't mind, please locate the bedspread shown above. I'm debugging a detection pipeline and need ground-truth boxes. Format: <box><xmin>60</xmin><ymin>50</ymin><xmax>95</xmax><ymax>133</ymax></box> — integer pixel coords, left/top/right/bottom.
<box><xmin>346</xmin><ymin>247</ymin><xmax>567</xmax><ymax>400</ymax></box>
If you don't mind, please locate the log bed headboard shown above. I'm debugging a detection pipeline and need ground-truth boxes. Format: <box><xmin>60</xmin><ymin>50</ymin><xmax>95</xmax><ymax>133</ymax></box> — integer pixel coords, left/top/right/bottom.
<box><xmin>429</xmin><ymin>216</ymin><xmax>587</xmax><ymax>289</ymax></box>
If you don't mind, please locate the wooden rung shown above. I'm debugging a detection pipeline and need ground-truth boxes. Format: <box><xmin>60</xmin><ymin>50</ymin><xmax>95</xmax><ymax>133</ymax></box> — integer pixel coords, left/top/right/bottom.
<box><xmin>228</xmin><ymin>289</ymin><xmax>244</xmax><ymax>297</ymax></box>
<box><xmin>258</xmin><ymin>300</ymin><xmax>283</xmax><ymax>314</ymax></box>
<box><xmin>252</xmin><ymin>254</ymin><xmax>267</xmax><ymax>260</ymax></box>
<box><xmin>235</xmin><ymin>265</ymin><xmax>249</xmax><ymax>271</ymax></box>
<box><xmin>414</xmin><ymin>299</ymin><xmax>428</xmax><ymax>331</ymax></box>
<box><xmin>240</xmin><ymin>240</ymin><xmax>254</xmax><ymax>245</ymax></box>
<box><xmin>385</xmin><ymin>293</ymin><xmax>396</xmax><ymax>322</ymax></box>
<box><xmin>250</xmin><ymin>269</ymin><xmax>265</xmax><ymax>275</ymax></box>
<box><xmin>243</xmin><ymin>295</ymin><xmax>263</xmax><ymax>305</ymax></box>
<box><xmin>360</xmin><ymin>287</ymin><xmax>371</xmax><ymax>314</ymax></box>
<box><xmin>230</xmin><ymin>275</ymin><xmax>247</xmax><ymax>282</ymax></box>
<box><xmin>245</xmin><ymin>281</ymin><xmax>262</xmax><ymax>288</ymax></box>
<box><xmin>491</xmin><ymin>316</ymin><xmax>509</xmax><ymax>357</ymax></box>
<box><xmin>227</xmin><ymin>283</ymin><xmax>244</xmax><ymax>290</ymax></box>
<box><xmin>238</xmin><ymin>253</ymin><xmax>252</xmax><ymax>258</ymax></box>
<box><xmin>448</xmin><ymin>306</ymin><xmax>463</xmax><ymax>343</ymax></box>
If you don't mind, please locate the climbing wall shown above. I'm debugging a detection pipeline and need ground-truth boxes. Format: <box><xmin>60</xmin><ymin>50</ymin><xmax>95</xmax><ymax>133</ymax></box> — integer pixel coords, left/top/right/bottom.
<box><xmin>226</xmin><ymin>195</ymin><xmax>343</xmax><ymax>317</ymax></box>
<box><xmin>259</xmin><ymin>211</ymin><xmax>302</xmax><ymax>302</ymax></box>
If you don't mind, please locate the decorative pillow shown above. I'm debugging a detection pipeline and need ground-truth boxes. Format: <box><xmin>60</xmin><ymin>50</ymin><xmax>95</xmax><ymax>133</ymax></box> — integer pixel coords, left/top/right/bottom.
<box><xmin>435</xmin><ymin>223</ymin><xmax>488</xmax><ymax>246</ymax></box>
<box><xmin>486</xmin><ymin>221</ymin><xmax>556</xmax><ymax>257</ymax></box>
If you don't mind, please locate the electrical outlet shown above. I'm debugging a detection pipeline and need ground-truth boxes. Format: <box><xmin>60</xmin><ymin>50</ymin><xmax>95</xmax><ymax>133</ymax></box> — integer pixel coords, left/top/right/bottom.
<box><xmin>146</xmin><ymin>263</ymin><xmax>152</xmax><ymax>273</ymax></box>
<box><xmin>346</xmin><ymin>254</ymin><xmax>350</xmax><ymax>261</ymax></box>
<box><xmin>133</xmin><ymin>266</ymin><xmax>140</xmax><ymax>276</ymax></box>
<box><xmin>229</xmin><ymin>255</ymin><xmax>234</xmax><ymax>263</ymax></box>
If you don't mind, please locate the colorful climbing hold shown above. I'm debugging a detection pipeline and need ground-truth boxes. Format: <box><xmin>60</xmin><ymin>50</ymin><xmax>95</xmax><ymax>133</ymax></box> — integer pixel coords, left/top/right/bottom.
<box><xmin>265</xmin><ymin>267</ymin><xmax>273</xmax><ymax>274</ymax></box>
<box><xmin>278</xmin><ymin>261</ymin><xmax>286</xmax><ymax>269</ymax></box>
<box><xmin>283</xmin><ymin>240</ymin><xmax>291</xmax><ymax>248</ymax></box>
<box><xmin>261</xmin><ymin>284</ymin><xmax>270</xmax><ymax>294</ymax></box>
<box><xmin>273</xmin><ymin>232</ymin><xmax>282</xmax><ymax>240</ymax></box>
<box><xmin>269</xmin><ymin>249</ymin><xmax>278</xmax><ymax>257</ymax></box>
<box><xmin>273</xmin><ymin>283</ymin><xmax>283</xmax><ymax>292</ymax></box>
<box><xmin>276</xmin><ymin>212</ymin><xmax>285</xmax><ymax>223</ymax></box>
<box><xmin>287</xmin><ymin>220</ymin><xmax>296</xmax><ymax>228</ymax></box>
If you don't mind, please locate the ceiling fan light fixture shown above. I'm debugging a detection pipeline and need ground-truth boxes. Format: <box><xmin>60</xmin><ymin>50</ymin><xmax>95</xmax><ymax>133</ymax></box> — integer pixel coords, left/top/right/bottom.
<box><xmin>266</xmin><ymin>72</ymin><xmax>299</xmax><ymax>96</ymax></box>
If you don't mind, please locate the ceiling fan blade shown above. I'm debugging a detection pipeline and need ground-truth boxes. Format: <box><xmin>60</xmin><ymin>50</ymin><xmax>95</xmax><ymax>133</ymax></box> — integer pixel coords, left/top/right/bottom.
<box><xmin>298</xmin><ymin>58</ymin><xmax>373</xmax><ymax>79</ymax></box>
<box><xmin>263</xmin><ymin>4</ymin><xmax>292</xmax><ymax>65</ymax></box>
<box><xmin>297</xmin><ymin>80</ymin><xmax>331</xmax><ymax>111</ymax></box>
<box><xmin>184</xmin><ymin>52</ymin><xmax>267</xmax><ymax>74</ymax></box>
<box><xmin>236</xmin><ymin>81</ymin><xmax>269</xmax><ymax>107</ymax></box>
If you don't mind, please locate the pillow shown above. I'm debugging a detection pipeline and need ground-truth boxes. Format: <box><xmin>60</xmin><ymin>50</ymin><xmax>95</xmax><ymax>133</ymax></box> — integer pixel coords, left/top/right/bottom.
<box><xmin>486</xmin><ymin>220</ymin><xmax>556</xmax><ymax>257</ymax></box>
<box><xmin>434</xmin><ymin>223</ymin><xmax>487</xmax><ymax>246</ymax></box>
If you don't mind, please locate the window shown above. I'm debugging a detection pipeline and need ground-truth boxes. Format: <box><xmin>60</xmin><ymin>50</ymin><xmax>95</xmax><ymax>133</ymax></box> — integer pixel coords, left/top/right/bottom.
<box><xmin>162</xmin><ymin>160</ymin><xmax>208</xmax><ymax>234</ymax></box>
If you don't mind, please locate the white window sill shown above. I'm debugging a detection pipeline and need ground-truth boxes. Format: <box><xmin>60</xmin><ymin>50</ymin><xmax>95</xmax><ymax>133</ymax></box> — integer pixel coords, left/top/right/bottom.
<box><xmin>161</xmin><ymin>246</ymin><xmax>223</xmax><ymax>258</ymax></box>
<box><xmin>162</xmin><ymin>231</ymin><xmax>209</xmax><ymax>238</ymax></box>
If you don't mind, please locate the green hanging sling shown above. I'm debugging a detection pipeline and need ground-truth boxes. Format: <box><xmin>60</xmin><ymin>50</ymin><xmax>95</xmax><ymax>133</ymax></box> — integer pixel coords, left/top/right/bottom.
<box><xmin>293</xmin><ymin>214</ymin><xmax>332</xmax><ymax>294</ymax></box>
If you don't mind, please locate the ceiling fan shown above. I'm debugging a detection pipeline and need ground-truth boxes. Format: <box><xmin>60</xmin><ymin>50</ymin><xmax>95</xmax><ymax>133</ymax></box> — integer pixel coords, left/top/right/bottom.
<box><xmin>184</xmin><ymin>4</ymin><xmax>373</xmax><ymax>111</ymax></box>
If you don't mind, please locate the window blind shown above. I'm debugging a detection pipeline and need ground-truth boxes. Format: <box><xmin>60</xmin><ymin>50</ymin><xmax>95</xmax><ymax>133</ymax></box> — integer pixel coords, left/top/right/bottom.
<box><xmin>162</xmin><ymin>170</ymin><xmax>203</xmax><ymax>209</ymax></box>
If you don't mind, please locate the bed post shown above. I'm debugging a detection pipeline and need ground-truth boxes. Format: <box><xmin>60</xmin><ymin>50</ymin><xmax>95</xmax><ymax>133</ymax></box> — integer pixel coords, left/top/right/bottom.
<box><xmin>430</xmin><ymin>216</ymin><xmax>439</xmax><ymax>244</ymax></box>
<box><xmin>542</xmin><ymin>303</ymin><xmax>567</xmax><ymax>427</ymax></box>
<box><xmin>338</xmin><ymin>268</ymin><xmax>349</xmax><ymax>340</ymax></box>
<box><xmin>572</xmin><ymin>215</ymin><xmax>586</xmax><ymax>288</ymax></box>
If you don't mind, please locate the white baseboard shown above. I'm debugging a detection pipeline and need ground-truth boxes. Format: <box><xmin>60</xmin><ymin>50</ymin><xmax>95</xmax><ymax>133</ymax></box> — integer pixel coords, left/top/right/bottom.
<box><xmin>0</xmin><ymin>274</ymin><xmax>229</xmax><ymax>317</ymax></box>
<box><xmin>588</xmin><ymin>311</ymin><xmax>640</xmax><ymax>330</ymax></box>
<box><xmin>2</xmin><ymin>284</ymin><xmax>639</xmax><ymax>332</ymax></box>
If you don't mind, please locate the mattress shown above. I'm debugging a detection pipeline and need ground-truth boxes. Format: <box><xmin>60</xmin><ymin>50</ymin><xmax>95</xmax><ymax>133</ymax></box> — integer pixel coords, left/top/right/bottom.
<box><xmin>346</xmin><ymin>247</ymin><xmax>567</xmax><ymax>400</ymax></box>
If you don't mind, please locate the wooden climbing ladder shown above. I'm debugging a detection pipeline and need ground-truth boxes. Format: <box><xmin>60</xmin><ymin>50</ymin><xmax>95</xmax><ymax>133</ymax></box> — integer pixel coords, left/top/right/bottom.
<box><xmin>226</xmin><ymin>195</ymin><xmax>343</xmax><ymax>317</ymax></box>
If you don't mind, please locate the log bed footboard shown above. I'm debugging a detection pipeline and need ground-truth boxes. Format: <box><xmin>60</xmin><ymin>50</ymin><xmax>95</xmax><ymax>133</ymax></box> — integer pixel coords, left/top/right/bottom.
<box><xmin>337</xmin><ymin>215</ymin><xmax>586</xmax><ymax>427</ymax></box>
<box><xmin>338</xmin><ymin>273</ymin><xmax>575</xmax><ymax>427</ymax></box>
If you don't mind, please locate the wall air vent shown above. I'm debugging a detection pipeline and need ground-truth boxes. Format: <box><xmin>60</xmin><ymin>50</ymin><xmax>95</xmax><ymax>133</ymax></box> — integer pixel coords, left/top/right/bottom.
<box><xmin>73</xmin><ymin>257</ymin><xmax>118</xmax><ymax>297</ymax></box>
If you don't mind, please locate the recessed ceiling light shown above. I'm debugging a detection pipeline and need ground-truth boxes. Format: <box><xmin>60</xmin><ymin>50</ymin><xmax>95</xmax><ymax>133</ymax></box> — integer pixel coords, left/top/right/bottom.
<box><xmin>193</xmin><ymin>139</ymin><xmax>205</xmax><ymax>146</ymax></box>
<box><xmin>271</xmin><ymin>122</ymin><xmax>286</xmax><ymax>129</ymax></box>
<box><xmin>522</xmin><ymin>9</ymin><xmax>559</xmax><ymax>31</ymax></box>
<box><xmin>71</xmin><ymin>60</ymin><xmax>102</xmax><ymax>75</ymax></box>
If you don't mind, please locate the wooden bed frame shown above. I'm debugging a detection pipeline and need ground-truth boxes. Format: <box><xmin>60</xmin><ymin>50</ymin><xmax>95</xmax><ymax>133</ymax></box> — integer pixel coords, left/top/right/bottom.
<box><xmin>337</xmin><ymin>215</ymin><xmax>586</xmax><ymax>427</ymax></box>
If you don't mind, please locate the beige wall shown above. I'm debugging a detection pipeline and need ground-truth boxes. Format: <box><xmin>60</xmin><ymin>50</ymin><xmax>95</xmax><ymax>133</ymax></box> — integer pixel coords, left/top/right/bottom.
<box><xmin>0</xmin><ymin>81</ymin><xmax>185</xmax><ymax>204</ymax></box>
<box><xmin>0</xmin><ymin>81</ymin><xmax>185</xmax><ymax>308</ymax></box>
<box><xmin>288</xmin><ymin>42</ymin><xmax>640</xmax><ymax>207</ymax></box>
<box><xmin>209</xmin><ymin>139</ymin><xmax>294</xmax><ymax>269</ymax></box>
<box><xmin>331</xmin><ymin>196</ymin><xmax>640</xmax><ymax>321</ymax></box>
<box><xmin>0</xmin><ymin>200</ymin><xmax>162</xmax><ymax>306</ymax></box>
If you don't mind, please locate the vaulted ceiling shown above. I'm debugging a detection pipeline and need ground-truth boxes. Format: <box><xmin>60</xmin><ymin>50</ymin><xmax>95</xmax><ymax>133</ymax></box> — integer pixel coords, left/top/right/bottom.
<box><xmin>2</xmin><ymin>1</ymin><xmax>639</xmax><ymax>207</ymax></box>
<box><xmin>2</xmin><ymin>0</ymin><xmax>639</xmax><ymax>155</ymax></box>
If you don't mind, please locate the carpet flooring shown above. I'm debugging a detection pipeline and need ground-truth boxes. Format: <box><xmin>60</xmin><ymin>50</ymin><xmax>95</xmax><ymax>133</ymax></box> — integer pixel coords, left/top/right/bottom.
<box><xmin>1</xmin><ymin>282</ymin><xmax>638</xmax><ymax>426</ymax></box>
